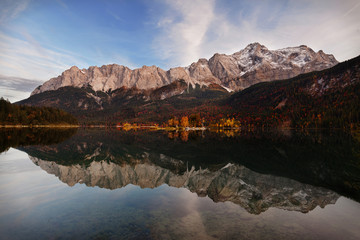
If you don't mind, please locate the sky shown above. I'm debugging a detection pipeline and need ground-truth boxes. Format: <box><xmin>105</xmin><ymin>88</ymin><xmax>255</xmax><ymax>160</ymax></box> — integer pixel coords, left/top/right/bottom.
<box><xmin>0</xmin><ymin>0</ymin><xmax>359</xmax><ymax>102</ymax></box>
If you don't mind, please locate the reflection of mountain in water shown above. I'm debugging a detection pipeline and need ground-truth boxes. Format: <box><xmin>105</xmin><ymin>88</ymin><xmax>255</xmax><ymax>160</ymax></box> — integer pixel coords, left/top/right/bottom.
<box><xmin>14</xmin><ymin>128</ymin><xmax>359</xmax><ymax>212</ymax></box>
<box><xmin>30</xmin><ymin>155</ymin><xmax>339</xmax><ymax>215</ymax></box>
<box><xmin>18</xmin><ymin>129</ymin><xmax>360</xmax><ymax>202</ymax></box>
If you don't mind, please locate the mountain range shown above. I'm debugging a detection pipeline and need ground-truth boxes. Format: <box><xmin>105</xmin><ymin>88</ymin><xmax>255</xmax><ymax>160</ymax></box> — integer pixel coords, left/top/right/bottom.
<box><xmin>17</xmin><ymin>43</ymin><xmax>360</xmax><ymax>127</ymax></box>
<box><xmin>31</xmin><ymin>43</ymin><xmax>337</xmax><ymax>95</ymax></box>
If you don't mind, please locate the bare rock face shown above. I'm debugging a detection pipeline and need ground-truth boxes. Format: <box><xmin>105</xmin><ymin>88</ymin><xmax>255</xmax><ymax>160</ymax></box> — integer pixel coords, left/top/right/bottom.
<box><xmin>167</xmin><ymin>67</ymin><xmax>191</xmax><ymax>83</ymax></box>
<box><xmin>188</xmin><ymin>58</ymin><xmax>220</xmax><ymax>84</ymax></box>
<box><xmin>31</xmin><ymin>43</ymin><xmax>338</xmax><ymax>95</ymax></box>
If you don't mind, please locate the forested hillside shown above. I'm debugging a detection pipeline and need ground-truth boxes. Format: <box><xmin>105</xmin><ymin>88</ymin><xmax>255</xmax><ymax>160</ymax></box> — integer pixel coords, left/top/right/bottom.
<box><xmin>0</xmin><ymin>98</ymin><xmax>78</xmax><ymax>126</ymax></box>
<box><xmin>227</xmin><ymin>55</ymin><xmax>360</xmax><ymax>128</ymax></box>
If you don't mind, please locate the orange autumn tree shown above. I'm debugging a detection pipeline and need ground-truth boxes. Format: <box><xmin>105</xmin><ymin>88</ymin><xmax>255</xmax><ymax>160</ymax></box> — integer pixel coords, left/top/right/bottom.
<box><xmin>180</xmin><ymin>116</ymin><xmax>189</xmax><ymax>128</ymax></box>
<box><xmin>168</xmin><ymin>116</ymin><xmax>179</xmax><ymax>127</ymax></box>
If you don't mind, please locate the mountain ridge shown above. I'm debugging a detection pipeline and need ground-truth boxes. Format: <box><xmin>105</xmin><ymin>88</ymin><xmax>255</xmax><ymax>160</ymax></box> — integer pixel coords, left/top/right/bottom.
<box><xmin>31</xmin><ymin>43</ymin><xmax>338</xmax><ymax>95</ymax></box>
<box><xmin>17</xmin><ymin>54</ymin><xmax>360</xmax><ymax>127</ymax></box>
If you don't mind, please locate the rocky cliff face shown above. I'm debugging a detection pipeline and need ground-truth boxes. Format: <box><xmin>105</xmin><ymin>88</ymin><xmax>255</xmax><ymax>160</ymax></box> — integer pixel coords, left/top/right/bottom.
<box><xmin>31</xmin><ymin>43</ymin><xmax>338</xmax><ymax>95</ymax></box>
<box><xmin>30</xmin><ymin>156</ymin><xmax>339</xmax><ymax>214</ymax></box>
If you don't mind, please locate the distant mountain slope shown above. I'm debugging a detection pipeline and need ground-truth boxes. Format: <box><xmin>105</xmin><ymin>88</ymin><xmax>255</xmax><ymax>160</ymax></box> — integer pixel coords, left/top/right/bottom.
<box><xmin>31</xmin><ymin>43</ymin><xmax>337</xmax><ymax>95</ymax></box>
<box><xmin>227</xmin><ymin>55</ymin><xmax>360</xmax><ymax>128</ymax></box>
<box><xmin>18</xmin><ymin>80</ymin><xmax>230</xmax><ymax>123</ymax></box>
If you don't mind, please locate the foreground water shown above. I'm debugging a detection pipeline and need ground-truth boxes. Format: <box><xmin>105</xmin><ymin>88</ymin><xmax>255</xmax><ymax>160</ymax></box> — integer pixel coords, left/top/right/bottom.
<box><xmin>0</xmin><ymin>128</ymin><xmax>360</xmax><ymax>239</ymax></box>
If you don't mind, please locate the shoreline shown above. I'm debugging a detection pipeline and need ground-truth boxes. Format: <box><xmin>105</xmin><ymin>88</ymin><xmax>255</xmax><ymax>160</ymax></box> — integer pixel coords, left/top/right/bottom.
<box><xmin>0</xmin><ymin>125</ymin><xmax>358</xmax><ymax>132</ymax></box>
<box><xmin>0</xmin><ymin>125</ymin><xmax>80</xmax><ymax>128</ymax></box>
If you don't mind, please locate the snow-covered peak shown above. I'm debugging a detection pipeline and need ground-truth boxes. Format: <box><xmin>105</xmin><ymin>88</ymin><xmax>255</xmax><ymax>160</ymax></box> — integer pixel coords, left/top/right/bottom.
<box><xmin>244</xmin><ymin>42</ymin><xmax>268</xmax><ymax>50</ymax></box>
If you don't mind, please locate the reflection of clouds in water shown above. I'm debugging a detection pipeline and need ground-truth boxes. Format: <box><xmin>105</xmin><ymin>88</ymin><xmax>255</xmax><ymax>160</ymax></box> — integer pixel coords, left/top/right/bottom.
<box><xmin>0</xmin><ymin>148</ymin><xmax>64</xmax><ymax>219</ymax></box>
<box><xmin>150</xmin><ymin>186</ymin><xmax>217</xmax><ymax>239</ymax></box>
<box><xmin>179</xmin><ymin>190</ymin><xmax>215</xmax><ymax>239</ymax></box>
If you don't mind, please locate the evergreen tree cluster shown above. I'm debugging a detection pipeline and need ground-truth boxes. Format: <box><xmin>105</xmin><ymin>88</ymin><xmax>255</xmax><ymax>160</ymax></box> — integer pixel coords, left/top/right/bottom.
<box><xmin>0</xmin><ymin>98</ymin><xmax>78</xmax><ymax>125</ymax></box>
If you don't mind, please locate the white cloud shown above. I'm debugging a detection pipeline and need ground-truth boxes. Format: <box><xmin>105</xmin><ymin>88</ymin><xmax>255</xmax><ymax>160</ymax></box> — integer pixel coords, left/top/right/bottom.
<box><xmin>0</xmin><ymin>86</ymin><xmax>31</xmax><ymax>103</ymax></box>
<box><xmin>0</xmin><ymin>75</ymin><xmax>42</xmax><ymax>103</ymax></box>
<box><xmin>153</xmin><ymin>0</ymin><xmax>360</xmax><ymax>67</ymax></box>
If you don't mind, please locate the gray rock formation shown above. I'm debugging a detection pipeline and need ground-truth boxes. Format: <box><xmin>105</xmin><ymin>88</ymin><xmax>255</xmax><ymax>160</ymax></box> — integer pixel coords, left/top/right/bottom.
<box><xmin>31</xmin><ymin>43</ymin><xmax>338</xmax><ymax>95</ymax></box>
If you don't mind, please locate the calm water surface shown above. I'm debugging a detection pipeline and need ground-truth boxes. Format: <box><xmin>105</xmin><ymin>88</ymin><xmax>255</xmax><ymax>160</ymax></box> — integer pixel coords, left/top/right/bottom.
<box><xmin>0</xmin><ymin>128</ymin><xmax>360</xmax><ymax>239</ymax></box>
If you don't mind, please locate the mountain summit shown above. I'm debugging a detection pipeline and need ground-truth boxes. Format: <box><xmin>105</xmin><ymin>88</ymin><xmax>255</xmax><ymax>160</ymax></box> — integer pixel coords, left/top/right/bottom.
<box><xmin>31</xmin><ymin>43</ymin><xmax>337</xmax><ymax>95</ymax></box>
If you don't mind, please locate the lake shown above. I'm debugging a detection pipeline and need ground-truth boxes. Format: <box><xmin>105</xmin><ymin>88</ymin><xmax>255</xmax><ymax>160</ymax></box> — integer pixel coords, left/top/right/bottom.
<box><xmin>0</xmin><ymin>128</ymin><xmax>360</xmax><ymax>239</ymax></box>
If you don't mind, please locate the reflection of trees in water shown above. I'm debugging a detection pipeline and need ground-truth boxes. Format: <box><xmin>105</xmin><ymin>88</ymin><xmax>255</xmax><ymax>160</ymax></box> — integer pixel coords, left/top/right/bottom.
<box><xmin>167</xmin><ymin>129</ymin><xmax>242</xmax><ymax>141</ymax></box>
<box><xmin>0</xmin><ymin>128</ymin><xmax>78</xmax><ymax>153</ymax></box>
<box><xmin>167</xmin><ymin>131</ymin><xmax>190</xmax><ymax>142</ymax></box>
<box><xmin>180</xmin><ymin>131</ymin><xmax>189</xmax><ymax>142</ymax></box>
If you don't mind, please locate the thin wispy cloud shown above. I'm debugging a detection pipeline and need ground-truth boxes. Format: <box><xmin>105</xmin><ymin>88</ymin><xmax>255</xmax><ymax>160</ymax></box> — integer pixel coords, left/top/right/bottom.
<box><xmin>153</xmin><ymin>0</ymin><xmax>360</xmax><ymax>67</ymax></box>
<box><xmin>0</xmin><ymin>29</ymin><xmax>93</xmax><ymax>101</ymax></box>
<box><xmin>107</xmin><ymin>10</ymin><xmax>124</xmax><ymax>22</ymax></box>
<box><xmin>55</xmin><ymin>0</ymin><xmax>69</xmax><ymax>10</ymax></box>
<box><xmin>0</xmin><ymin>32</ymin><xmax>79</xmax><ymax>79</ymax></box>
<box><xmin>343</xmin><ymin>1</ymin><xmax>360</xmax><ymax>17</ymax></box>
<box><xmin>0</xmin><ymin>0</ymin><xmax>29</xmax><ymax>25</ymax></box>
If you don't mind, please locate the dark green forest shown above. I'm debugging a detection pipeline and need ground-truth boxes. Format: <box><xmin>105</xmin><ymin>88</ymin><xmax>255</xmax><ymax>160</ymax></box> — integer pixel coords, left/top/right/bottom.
<box><xmin>0</xmin><ymin>98</ymin><xmax>78</xmax><ymax>125</ymax></box>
